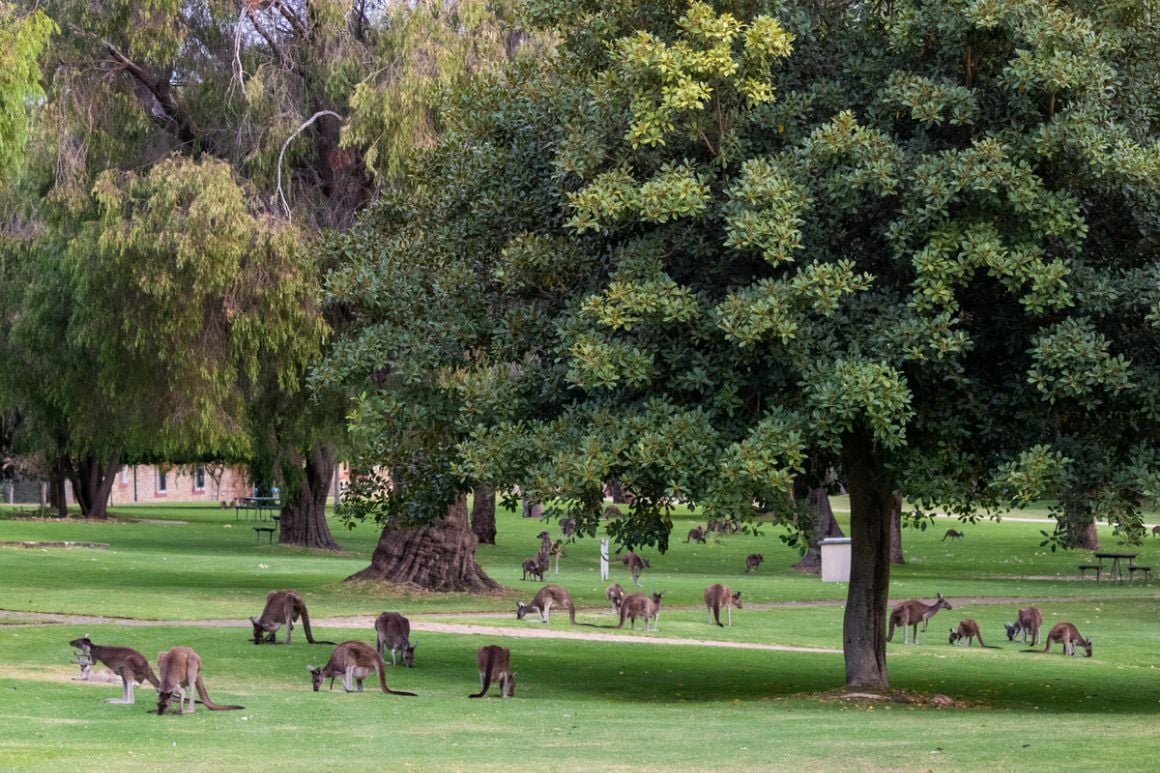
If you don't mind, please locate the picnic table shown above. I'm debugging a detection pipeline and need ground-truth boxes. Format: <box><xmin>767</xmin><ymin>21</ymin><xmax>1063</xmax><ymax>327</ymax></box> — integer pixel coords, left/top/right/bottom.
<box><xmin>1093</xmin><ymin>552</ymin><xmax>1137</xmax><ymax>584</ymax></box>
<box><xmin>234</xmin><ymin>496</ymin><xmax>279</xmax><ymax>522</ymax></box>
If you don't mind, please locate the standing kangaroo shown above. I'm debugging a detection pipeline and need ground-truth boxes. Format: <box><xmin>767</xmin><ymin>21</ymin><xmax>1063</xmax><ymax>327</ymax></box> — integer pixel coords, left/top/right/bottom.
<box><xmin>520</xmin><ymin>557</ymin><xmax>545</xmax><ymax>582</ymax></box>
<box><xmin>686</xmin><ymin>526</ymin><xmax>707</xmax><ymax>544</ymax></box>
<box><xmin>307</xmin><ymin>640</ymin><xmax>418</xmax><ymax>695</ymax></box>
<box><xmin>68</xmin><ymin>636</ymin><xmax>159</xmax><ymax>704</ymax></box>
<box><xmin>704</xmin><ymin>584</ymin><xmax>742</xmax><ymax>627</ymax></box>
<box><xmin>948</xmin><ymin>618</ymin><xmax>987</xmax><ymax>647</ymax></box>
<box><xmin>605</xmin><ymin>582</ymin><xmax>625</xmax><ymax>611</ymax></box>
<box><xmin>619</xmin><ymin>550</ymin><xmax>650</xmax><ymax>586</ymax></box>
<box><xmin>744</xmin><ymin>553</ymin><xmax>764</xmax><ymax>573</ymax></box>
<box><xmin>250</xmin><ymin>589</ymin><xmax>332</xmax><ymax>645</ymax></box>
<box><xmin>1036</xmin><ymin>622</ymin><xmax>1093</xmax><ymax>656</ymax></box>
<box><xmin>516</xmin><ymin>584</ymin><xmax>577</xmax><ymax>624</ymax></box>
<box><xmin>469</xmin><ymin>645</ymin><xmax>516</xmax><ymax>698</ymax></box>
<box><xmin>156</xmin><ymin>646</ymin><xmax>244</xmax><ymax>715</ymax></box>
<box><xmin>374</xmin><ymin>612</ymin><xmax>416</xmax><ymax>667</ymax></box>
<box><xmin>887</xmin><ymin>593</ymin><xmax>952</xmax><ymax>644</ymax></box>
<box><xmin>617</xmin><ymin>591</ymin><xmax>663</xmax><ymax>631</ymax></box>
<box><xmin>1005</xmin><ymin>607</ymin><xmax>1044</xmax><ymax>646</ymax></box>
<box><xmin>942</xmin><ymin>529</ymin><xmax>965</xmax><ymax>541</ymax></box>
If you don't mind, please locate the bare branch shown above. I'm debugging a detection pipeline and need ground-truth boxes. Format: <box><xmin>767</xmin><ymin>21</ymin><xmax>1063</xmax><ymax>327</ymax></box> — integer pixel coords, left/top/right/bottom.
<box><xmin>276</xmin><ymin>110</ymin><xmax>345</xmax><ymax>220</ymax></box>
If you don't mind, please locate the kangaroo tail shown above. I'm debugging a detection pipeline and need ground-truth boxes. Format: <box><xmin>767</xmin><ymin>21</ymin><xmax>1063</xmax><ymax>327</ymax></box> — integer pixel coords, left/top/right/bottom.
<box><xmin>299</xmin><ymin>608</ymin><xmax>334</xmax><ymax>644</ymax></box>
<box><xmin>713</xmin><ymin>605</ymin><xmax>723</xmax><ymax>627</ymax></box>
<box><xmin>469</xmin><ymin>649</ymin><xmax>495</xmax><ymax>698</ymax></box>
<box><xmin>377</xmin><ymin>663</ymin><xmax>417</xmax><ymax>696</ymax></box>
<box><xmin>195</xmin><ymin>676</ymin><xmax>243</xmax><ymax>711</ymax></box>
<box><xmin>143</xmin><ymin>663</ymin><xmax>161</xmax><ymax>689</ymax></box>
<box><xmin>886</xmin><ymin>616</ymin><xmax>896</xmax><ymax>642</ymax></box>
<box><xmin>568</xmin><ymin>602</ymin><xmax>576</xmax><ymax>625</ymax></box>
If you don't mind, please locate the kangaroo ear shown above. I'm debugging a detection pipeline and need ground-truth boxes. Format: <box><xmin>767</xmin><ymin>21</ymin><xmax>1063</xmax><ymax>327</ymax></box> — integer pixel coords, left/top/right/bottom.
<box><xmin>410</xmin><ymin>641</ymin><xmax>418</xmax><ymax>650</ymax></box>
<box><xmin>936</xmin><ymin>593</ymin><xmax>943</xmax><ymax>600</ymax></box>
<box><xmin>306</xmin><ymin>665</ymin><xmax>317</xmax><ymax>673</ymax></box>
<box><xmin>249</xmin><ymin>616</ymin><xmax>258</xmax><ymax>625</ymax></box>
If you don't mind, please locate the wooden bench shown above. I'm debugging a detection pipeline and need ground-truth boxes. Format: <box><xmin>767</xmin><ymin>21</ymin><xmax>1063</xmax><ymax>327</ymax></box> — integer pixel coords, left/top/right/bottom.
<box><xmin>1077</xmin><ymin>564</ymin><xmax>1101</xmax><ymax>580</ymax></box>
<box><xmin>1128</xmin><ymin>565</ymin><xmax>1151</xmax><ymax>583</ymax></box>
<box><xmin>253</xmin><ymin>526</ymin><xmax>277</xmax><ymax>545</ymax></box>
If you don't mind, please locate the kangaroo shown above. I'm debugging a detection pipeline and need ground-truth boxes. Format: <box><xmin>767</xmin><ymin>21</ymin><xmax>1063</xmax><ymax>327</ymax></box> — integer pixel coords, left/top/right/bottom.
<box><xmin>516</xmin><ymin>584</ymin><xmax>577</xmax><ymax>624</ymax></box>
<box><xmin>469</xmin><ymin>645</ymin><xmax>516</xmax><ymax>698</ymax></box>
<box><xmin>250</xmin><ymin>589</ymin><xmax>332</xmax><ymax>645</ymax></box>
<box><xmin>374</xmin><ymin>612</ymin><xmax>416</xmax><ymax>667</ymax></box>
<box><xmin>68</xmin><ymin>635</ymin><xmax>159</xmax><ymax>704</ymax></box>
<box><xmin>1004</xmin><ymin>607</ymin><xmax>1044</xmax><ymax>646</ymax></box>
<box><xmin>1036</xmin><ymin>622</ymin><xmax>1092</xmax><ymax>657</ymax></box>
<box><xmin>745</xmin><ymin>553</ymin><xmax>764</xmax><ymax>573</ymax></box>
<box><xmin>617</xmin><ymin>591</ymin><xmax>663</xmax><ymax>631</ymax></box>
<box><xmin>704</xmin><ymin>584</ymin><xmax>742</xmax><ymax>627</ymax></box>
<box><xmin>606</xmin><ymin>582</ymin><xmax>625</xmax><ymax>611</ymax></box>
<box><xmin>155</xmin><ymin>646</ymin><xmax>244</xmax><ymax>715</ymax></box>
<box><xmin>887</xmin><ymin>593</ymin><xmax>952</xmax><ymax>644</ymax></box>
<box><xmin>942</xmin><ymin>528</ymin><xmax>965</xmax><ymax>541</ymax></box>
<box><xmin>686</xmin><ymin>526</ymin><xmax>707</xmax><ymax>544</ymax></box>
<box><xmin>619</xmin><ymin>550</ymin><xmax>650</xmax><ymax>586</ymax></box>
<box><xmin>1152</xmin><ymin>524</ymin><xmax>1160</xmax><ymax>537</ymax></box>
<box><xmin>520</xmin><ymin>557</ymin><xmax>545</xmax><ymax>582</ymax></box>
<box><xmin>307</xmin><ymin>640</ymin><xmax>418</xmax><ymax>695</ymax></box>
<box><xmin>948</xmin><ymin>618</ymin><xmax>987</xmax><ymax>647</ymax></box>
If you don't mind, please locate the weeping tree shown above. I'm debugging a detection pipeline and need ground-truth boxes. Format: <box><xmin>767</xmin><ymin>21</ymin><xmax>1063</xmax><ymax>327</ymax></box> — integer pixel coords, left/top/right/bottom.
<box><xmin>2</xmin><ymin>0</ymin><xmax>523</xmax><ymax>534</ymax></box>
<box><xmin>328</xmin><ymin>0</ymin><xmax>1160</xmax><ymax>692</ymax></box>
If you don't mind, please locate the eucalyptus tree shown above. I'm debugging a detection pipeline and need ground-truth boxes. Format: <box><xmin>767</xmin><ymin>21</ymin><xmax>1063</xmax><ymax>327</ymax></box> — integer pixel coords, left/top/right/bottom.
<box><xmin>327</xmin><ymin>0</ymin><xmax>1160</xmax><ymax>691</ymax></box>
<box><xmin>0</xmin><ymin>1</ymin><xmax>520</xmax><ymax>536</ymax></box>
<box><xmin>0</xmin><ymin>4</ymin><xmax>53</xmax><ymax>182</ymax></box>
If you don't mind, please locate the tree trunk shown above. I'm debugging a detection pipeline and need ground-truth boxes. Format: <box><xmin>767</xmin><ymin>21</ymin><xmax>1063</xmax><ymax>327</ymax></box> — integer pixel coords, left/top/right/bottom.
<box><xmin>345</xmin><ymin>494</ymin><xmax>499</xmax><ymax>592</ymax></box>
<box><xmin>470</xmin><ymin>485</ymin><xmax>497</xmax><ymax>545</ymax></box>
<box><xmin>841</xmin><ymin>430</ymin><xmax>894</xmax><ymax>690</ymax></box>
<box><xmin>890</xmin><ymin>493</ymin><xmax>905</xmax><ymax>565</ymax></box>
<box><xmin>69</xmin><ymin>450</ymin><xmax>120</xmax><ymax>519</ymax></box>
<box><xmin>279</xmin><ymin>442</ymin><xmax>341</xmax><ymax>550</ymax></box>
<box><xmin>605</xmin><ymin>478</ymin><xmax>628</xmax><ymax>504</ymax></box>
<box><xmin>792</xmin><ymin>486</ymin><xmax>843</xmax><ymax>573</ymax></box>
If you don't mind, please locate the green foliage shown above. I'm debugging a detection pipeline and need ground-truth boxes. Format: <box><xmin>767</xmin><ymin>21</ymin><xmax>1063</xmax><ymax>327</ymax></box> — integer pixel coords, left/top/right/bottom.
<box><xmin>326</xmin><ymin>0</ymin><xmax>1160</xmax><ymax>562</ymax></box>
<box><xmin>0</xmin><ymin>5</ymin><xmax>54</xmax><ymax>181</ymax></box>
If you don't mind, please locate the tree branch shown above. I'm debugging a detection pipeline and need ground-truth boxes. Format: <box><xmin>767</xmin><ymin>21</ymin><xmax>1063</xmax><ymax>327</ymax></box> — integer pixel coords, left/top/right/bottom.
<box><xmin>276</xmin><ymin>110</ymin><xmax>345</xmax><ymax>220</ymax></box>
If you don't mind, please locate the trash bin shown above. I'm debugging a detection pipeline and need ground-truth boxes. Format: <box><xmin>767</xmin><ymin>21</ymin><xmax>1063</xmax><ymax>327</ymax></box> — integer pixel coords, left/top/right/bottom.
<box><xmin>820</xmin><ymin>537</ymin><xmax>851</xmax><ymax>582</ymax></box>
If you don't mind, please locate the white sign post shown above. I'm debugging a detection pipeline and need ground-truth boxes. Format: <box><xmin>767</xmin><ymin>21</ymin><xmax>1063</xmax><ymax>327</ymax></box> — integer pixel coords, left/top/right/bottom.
<box><xmin>600</xmin><ymin>538</ymin><xmax>609</xmax><ymax>581</ymax></box>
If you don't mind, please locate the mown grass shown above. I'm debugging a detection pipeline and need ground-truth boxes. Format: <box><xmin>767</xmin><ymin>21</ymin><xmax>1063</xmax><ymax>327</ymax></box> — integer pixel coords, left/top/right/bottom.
<box><xmin>1</xmin><ymin>500</ymin><xmax>1158</xmax><ymax>771</ymax></box>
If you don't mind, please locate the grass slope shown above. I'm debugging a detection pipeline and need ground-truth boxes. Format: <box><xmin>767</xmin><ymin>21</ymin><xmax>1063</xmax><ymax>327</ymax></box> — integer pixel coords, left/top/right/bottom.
<box><xmin>1</xmin><ymin>501</ymin><xmax>1157</xmax><ymax>771</ymax></box>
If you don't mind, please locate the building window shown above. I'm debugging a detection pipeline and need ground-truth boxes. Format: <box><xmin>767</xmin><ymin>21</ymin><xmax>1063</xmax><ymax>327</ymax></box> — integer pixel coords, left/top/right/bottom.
<box><xmin>156</xmin><ymin>470</ymin><xmax>168</xmax><ymax>495</ymax></box>
<box><xmin>193</xmin><ymin>467</ymin><xmax>206</xmax><ymax>491</ymax></box>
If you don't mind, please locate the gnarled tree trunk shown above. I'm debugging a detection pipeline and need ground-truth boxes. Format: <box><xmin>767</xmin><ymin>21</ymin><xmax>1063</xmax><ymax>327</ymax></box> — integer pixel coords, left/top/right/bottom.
<box><xmin>470</xmin><ymin>485</ymin><xmax>497</xmax><ymax>545</ymax></box>
<box><xmin>69</xmin><ymin>449</ymin><xmax>121</xmax><ymax>519</ymax></box>
<box><xmin>345</xmin><ymin>494</ymin><xmax>499</xmax><ymax>592</ymax></box>
<box><xmin>279</xmin><ymin>442</ymin><xmax>340</xmax><ymax>550</ymax></box>
<box><xmin>792</xmin><ymin>485</ymin><xmax>844</xmax><ymax>573</ymax></box>
<box><xmin>842</xmin><ymin>430</ymin><xmax>894</xmax><ymax>690</ymax></box>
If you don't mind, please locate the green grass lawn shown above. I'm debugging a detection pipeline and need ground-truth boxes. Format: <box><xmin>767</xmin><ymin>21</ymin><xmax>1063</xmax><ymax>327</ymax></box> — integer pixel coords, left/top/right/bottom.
<box><xmin>1</xmin><ymin>500</ymin><xmax>1158</xmax><ymax>771</ymax></box>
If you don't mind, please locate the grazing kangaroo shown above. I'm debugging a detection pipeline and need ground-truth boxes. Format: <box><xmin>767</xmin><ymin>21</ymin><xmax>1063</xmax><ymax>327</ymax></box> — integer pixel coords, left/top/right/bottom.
<box><xmin>619</xmin><ymin>550</ymin><xmax>650</xmax><ymax>586</ymax></box>
<box><xmin>606</xmin><ymin>582</ymin><xmax>626</xmax><ymax>611</ymax></box>
<box><xmin>374</xmin><ymin>612</ymin><xmax>416</xmax><ymax>667</ymax></box>
<box><xmin>745</xmin><ymin>553</ymin><xmax>764</xmax><ymax>573</ymax></box>
<box><xmin>156</xmin><ymin>646</ymin><xmax>243</xmax><ymax>715</ymax></box>
<box><xmin>887</xmin><ymin>593</ymin><xmax>952</xmax><ymax>644</ymax></box>
<box><xmin>1004</xmin><ymin>607</ymin><xmax>1044</xmax><ymax>646</ymax></box>
<box><xmin>516</xmin><ymin>584</ymin><xmax>577</xmax><ymax>624</ymax></box>
<box><xmin>250</xmin><ymin>589</ymin><xmax>332</xmax><ymax>645</ymax></box>
<box><xmin>617</xmin><ymin>591</ymin><xmax>663</xmax><ymax>631</ymax></box>
<box><xmin>704</xmin><ymin>584</ymin><xmax>742</xmax><ymax>627</ymax></box>
<box><xmin>686</xmin><ymin>526</ymin><xmax>707</xmax><ymax>544</ymax></box>
<box><xmin>469</xmin><ymin>645</ymin><xmax>516</xmax><ymax>698</ymax></box>
<box><xmin>308</xmin><ymin>640</ymin><xmax>418</xmax><ymax>695</ymax></box>
<box><xmin>1036</xmin><ymin>622</ymin><xmax>1092</xmax><ymax>657</ymax></box>
<box><xmin>948</xmin><ymin>618</ymin><xmax>988</xmax><ymax>647</ymax></box>
<box><xmin>942</xmin><ymin>528</ymin><xmax>965</xmax><ymax>541</ymax></box>
<box><xmin>521</xmin><ymin>557</ymin><xmax>545</xmax><ymax>582</ymax></box>
<box><xmin>68</xmin><ymin>636</ymin><xmax>159</xmax><ymax>704</ymax></box>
